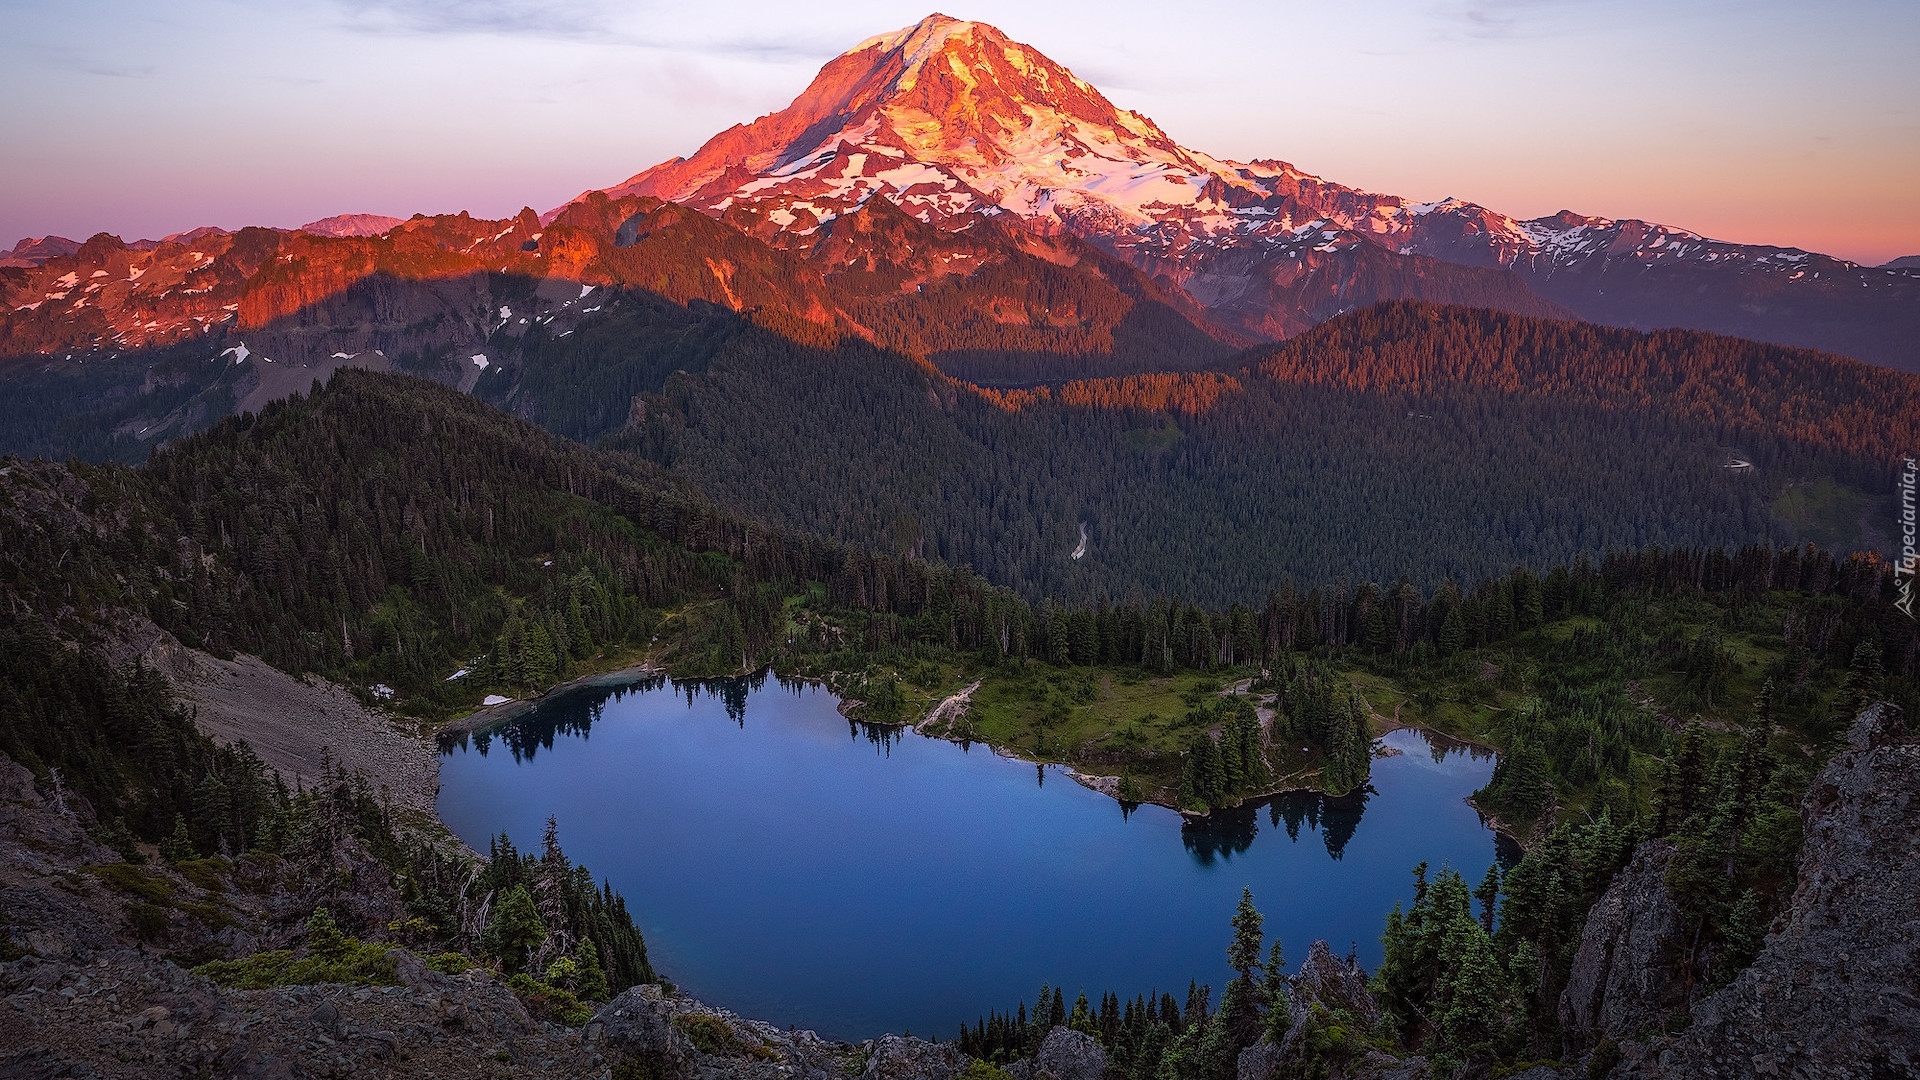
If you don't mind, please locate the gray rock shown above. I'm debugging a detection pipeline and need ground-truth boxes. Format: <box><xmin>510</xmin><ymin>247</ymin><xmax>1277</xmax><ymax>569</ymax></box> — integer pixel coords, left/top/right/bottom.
<box><xmin>1237</xmin><ymin>1040</ymin><xmax>1287</xmax><ymax>1080</ymax></box>
<box><xmin>1240</xmin><ymin>942</ymin><xmax>1406</xmax><ymax>1080</ymax></box>
<box><xmin>1351</xmin><ymin>1051</ymin><xmax>1432</xmax><ymax>1079</ymax></box>
<box><xmin>859</xmin><ymin>1034</ymin><xmax>966</xmax><ymax>1080</ymax></box>
<box><xmin>1034</xmin><ymin>1026</ymin><xmax>1105</xmax><ymax>1080</ymax></box>
<box><xmin>595</xmin><ymin>986</ymin><xmax>696</xmax><ymax>1078</ymax></box>
<box><xmin>1294</xmin><ymin>940</ymin><xmax>1380</xmax><ymax>1029</ymax></box>
<box><xmin>310</xmin><ymin>1000</ymin><xmax>343</xmax><ymax>1037</ymax></box>
<box><xmin>1622</xmin><ymin>703</ymin><xmax>1920</xmax><ymax>1078</ymax></box>
<box><xmin>213</xmin><ymin>1044</ymin><xmax>298</xmax><ymax>1079</ymax></box>
<box><xmin>1558</xmin><ymin>838</ymin><xmax>1686</xmax><ymax>1043</ymax></box>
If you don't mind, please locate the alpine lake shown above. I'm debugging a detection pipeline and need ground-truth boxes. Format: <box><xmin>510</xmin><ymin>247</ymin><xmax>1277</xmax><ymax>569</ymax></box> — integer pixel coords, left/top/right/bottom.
<box><xmin>437</xmin><ymin>673</ymin><xmax>1513</xmax><ymax>1041</ymax></box>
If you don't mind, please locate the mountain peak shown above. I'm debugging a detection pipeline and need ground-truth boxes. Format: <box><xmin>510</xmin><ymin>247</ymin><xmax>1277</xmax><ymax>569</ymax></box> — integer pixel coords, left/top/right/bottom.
<box><xmin>580</xmin><ymin>13</ymin><xmax>1214</xmax><ymax>233</ymax></box>
<box><xmin>847</xmin><ymin>12</ymin><xmax>980</xmax><ymax>61</ymax></box>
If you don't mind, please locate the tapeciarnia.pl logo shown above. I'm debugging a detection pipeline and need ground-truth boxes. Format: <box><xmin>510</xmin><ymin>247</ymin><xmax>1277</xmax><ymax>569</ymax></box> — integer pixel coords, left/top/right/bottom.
<box><xmin>1899</xmin><ymin>456</ymin><xmax>1917</xmax><ymax>619</ymax></box>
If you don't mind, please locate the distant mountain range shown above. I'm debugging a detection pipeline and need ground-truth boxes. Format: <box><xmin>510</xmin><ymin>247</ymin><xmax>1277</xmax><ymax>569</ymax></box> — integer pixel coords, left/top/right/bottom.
<box><xmin>567</xmin><ymin>14</ymin><xmax>1920</xmax><ymax>371</ymax></box>
<box><xmin>3</xmin><ymin>13</ymin><xmax>1917</xmax><ymax>377</ymax></box>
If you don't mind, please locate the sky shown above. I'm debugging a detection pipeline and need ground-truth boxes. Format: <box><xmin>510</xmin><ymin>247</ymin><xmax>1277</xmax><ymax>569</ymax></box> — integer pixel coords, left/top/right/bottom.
<box><xmin>2</xmin><ymin>0</ymin><xmax>1916</xmax><ymax>264</ymax></box>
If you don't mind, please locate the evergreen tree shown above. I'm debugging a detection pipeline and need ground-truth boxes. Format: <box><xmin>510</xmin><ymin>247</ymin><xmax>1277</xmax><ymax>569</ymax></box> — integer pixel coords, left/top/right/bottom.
<box><xmin>486</xmin><ymin>884</ymin><xmax>545</xmax><ymax>975</ymax></box>
<box><xmin>1474</xmin><ymin>865</ymin><xmax>1501</xmax><ymax>933</ymax></box>
<box><xmin>161</xmin><ymin>813</ymin><xmax>196</xmax><ymax>863</ymax></box>
<box><xmin>1227</xmin><ymin>888</ymin><xmax>1264</xmax><ymax>985</ymax></box>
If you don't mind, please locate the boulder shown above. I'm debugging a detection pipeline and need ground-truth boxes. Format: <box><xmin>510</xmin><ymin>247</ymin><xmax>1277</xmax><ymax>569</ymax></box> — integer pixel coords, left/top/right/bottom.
<box><xmin>1558</xmin><ymin>838</ymin><xmax>1686</xmax><ymax>1043</ymax></box>
<box><xmin>310</xmin><ymin>1000</ymin><xmax>344</xmax><ymax>1038</ymax></box>
<box><xmin>1237</xmin><ymin>1040</ymin><xmax>1287</xmax><ymax>1080</ymax></box>
<box><xmin>1034</xmin><ymin>1026</ymin><xmax>1105</xmax><ymax>1080</ymax></box>
<box><xmin>860</xmin><ymin>1033</ymin><xmax>967</xmax><ymax>1080</ymax></box>
<box><xmin>594</xmin><ymin>985</ymin><xmax>695</xmax><ymax>1078</ymax></box>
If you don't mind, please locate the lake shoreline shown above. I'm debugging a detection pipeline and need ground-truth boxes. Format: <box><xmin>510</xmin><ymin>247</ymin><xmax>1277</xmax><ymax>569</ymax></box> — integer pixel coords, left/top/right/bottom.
<box><xmin>434</xmin><ymin>665</ymin><xmax>1522</xmax><ymax>847</ymax></box>
<box><xmin>436</xmin><ymin>662</ymin><xmax>664</xmax><ymax>740</ymax></box>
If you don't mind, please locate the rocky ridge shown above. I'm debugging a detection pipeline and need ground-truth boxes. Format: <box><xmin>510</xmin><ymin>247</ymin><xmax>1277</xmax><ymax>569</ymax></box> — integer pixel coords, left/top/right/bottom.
<box><xmin>1607</xmin><ymin>703</ymin><xmax>1920</xmax><ymax>1078</ymax></box>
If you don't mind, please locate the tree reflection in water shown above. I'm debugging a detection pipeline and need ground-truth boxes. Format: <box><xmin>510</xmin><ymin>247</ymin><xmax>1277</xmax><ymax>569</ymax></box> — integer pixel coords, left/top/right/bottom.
<box><xmin>1181</xmin><ymin>786</ymin><xmax>1374</xmax><ymax>865</ymax></box>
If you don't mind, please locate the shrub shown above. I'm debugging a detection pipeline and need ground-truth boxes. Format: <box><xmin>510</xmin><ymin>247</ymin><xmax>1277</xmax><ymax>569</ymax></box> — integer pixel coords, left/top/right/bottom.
<box><xmin>194</xmin><ymin>908</ymin><xmax>398</xmax><ymax>989</ymax></box>
<box><xmin>507</xmin><ymin>972</ymin><xmax>593</xmax><ymax>1027</ymax></box>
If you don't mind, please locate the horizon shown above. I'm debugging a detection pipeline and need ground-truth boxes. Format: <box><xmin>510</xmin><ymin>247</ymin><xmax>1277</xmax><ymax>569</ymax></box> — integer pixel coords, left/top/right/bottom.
<box><xmin>3</xmin><ymin>1</ymin><xmax>1917</xmax><ymax>265</ymax></box>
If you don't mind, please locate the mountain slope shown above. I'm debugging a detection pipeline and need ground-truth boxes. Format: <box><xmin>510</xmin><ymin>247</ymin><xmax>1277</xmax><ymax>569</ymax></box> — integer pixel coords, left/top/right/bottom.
<box><xmin>0</xmin><ymin>192</ymin><xmax>1242</xmax><ymax>460</ymax></box>
<box><xmin>573</xmin><ymin>13</ymin><xmax>1920</xmax><ymax>370</ymax></box>
<box><xmin>613</xmin><ymin>300</ymin><xmax>1914</xmax><ymax>603</ymax></box>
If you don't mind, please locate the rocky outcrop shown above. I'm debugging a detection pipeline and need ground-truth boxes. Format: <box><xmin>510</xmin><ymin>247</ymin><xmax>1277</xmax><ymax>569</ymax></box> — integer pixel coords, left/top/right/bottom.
<box><xmin>593</xmin><ymin>985</ymin><xmax>696</xmax><ymax>1076</ymax></box>
<box><xmin>860</xmin><ymin>1033</ymin><xmax>967</xmax><ymax>1080</ymax></box>
<box><xmin>0</xmin><ymin>946</ymin><xmax>610</xmax><ymax>1080</ymax></box>
<box><xmin>1241</xmin><ymin>940</ymin><xmax>1395</xmax><ymax>1080</ymax></box>
<box><xmin>591</xmin><ymin>982</ymin><xmax>868</xmax><ymax>1080</ymax></box>
<box><xmin>1619</xmin><ymin>703</ymin><xmax>1920</xmax><ymax>1078</ymax></box>
<box><xmin>1293</xmin><ymin>939</ymin><xmax>1381</xmax><ymax>1029</ymax></box>
<box><xmin>1238</xmin><ymin>1042</ymin><xmax>1432</xmax><ymax>1080</ymax></box>
<box><xmin>1558</xmin><ymin>838</ymin><xmax>1686</xmax><ymax>1043</ymax></box>
<box><xmin>1034</xmin><ymin>1025</ymin><xmax>1106</xmax><ymax>1080</ymax></box>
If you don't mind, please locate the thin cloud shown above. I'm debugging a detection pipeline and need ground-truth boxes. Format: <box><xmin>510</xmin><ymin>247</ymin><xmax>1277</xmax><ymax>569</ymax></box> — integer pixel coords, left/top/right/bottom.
<box><xmin>1431</xmin><ymin>0</ymin><xmax>1586</xmax><ymax>41</ymax></box>
<box><xmin>326</xmin><ymin>0</ymin><xmax>853</xmax><ymax>65</ymax></box>
<box><xmin>83</xmin><ymin>63</ymin><xmax>156</xmax><ymax>78</ymax></box>
<box><xmin>331</xmin><ymin>0</ymin><xmax>617</xmax><ymax>39</ymax></box>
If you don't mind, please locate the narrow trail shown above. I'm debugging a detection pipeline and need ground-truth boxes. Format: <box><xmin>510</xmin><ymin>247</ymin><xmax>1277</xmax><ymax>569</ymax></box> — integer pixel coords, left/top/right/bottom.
<box><xmin>919</xmin><ymin>679</ymin><xmax>982</xmax><ymax>734</ymax></box>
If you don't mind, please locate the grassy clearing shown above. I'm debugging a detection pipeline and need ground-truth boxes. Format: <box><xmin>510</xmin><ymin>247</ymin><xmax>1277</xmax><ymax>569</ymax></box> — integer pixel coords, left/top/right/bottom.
<box><xmin>1771</xmin><ymin>478</ymin><xmax>1869</xmax><ymax>551</ymax></box>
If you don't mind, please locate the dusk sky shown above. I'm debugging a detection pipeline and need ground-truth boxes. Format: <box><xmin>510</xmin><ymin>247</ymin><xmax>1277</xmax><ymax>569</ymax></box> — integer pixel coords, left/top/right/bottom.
<box><xmin>3</xmin><ymin>0</ymin><xmax>1916</xmax><ymax>264</ymax></box>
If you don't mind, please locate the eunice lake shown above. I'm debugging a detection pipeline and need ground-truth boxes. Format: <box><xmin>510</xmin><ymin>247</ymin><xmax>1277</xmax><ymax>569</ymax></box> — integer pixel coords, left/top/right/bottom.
<box><xmin>436</xmin><ymin>674</ymin><xmax>1509</xmax><ymax>1041</ymax></box>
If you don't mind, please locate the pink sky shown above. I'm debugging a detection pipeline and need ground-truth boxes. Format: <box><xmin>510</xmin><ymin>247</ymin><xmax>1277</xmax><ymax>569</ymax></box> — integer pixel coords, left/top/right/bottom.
<box><xmin>3</xmin><ymin>1</ymin><xmax>1916</xmax><ymax>264</ymax></box>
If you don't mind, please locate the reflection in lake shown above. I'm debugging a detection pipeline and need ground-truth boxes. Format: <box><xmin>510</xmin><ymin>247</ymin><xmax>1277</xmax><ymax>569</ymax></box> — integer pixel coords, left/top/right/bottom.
<box><xmin>438</xmin><ymin>676</ymin><xmax>1504</xmax><ymax>1041</ymax></box>
<box><xmin>1182</xmin><ymin>788</ymin><xmax>1373</xmax><ymax>864</ymax></box>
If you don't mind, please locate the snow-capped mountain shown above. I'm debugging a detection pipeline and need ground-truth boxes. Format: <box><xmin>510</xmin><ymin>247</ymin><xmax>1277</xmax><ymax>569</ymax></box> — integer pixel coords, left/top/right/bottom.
<box><xmin>298</xmin><ymin>214</ymin><xmax>407</xmax><ymax>238</ymax></box>
<box><xmin>574</xmin><ymin>13</ymin><xmax>1920</xmax><ymax>369</ymax></box>
<box><xmin>584</xmin><ymin>15</ymin><xmax>1399</xmax><ymax>248</ymax></box>
<box><xmin>4</xmin><ymin>13</ymin><xmax>1916</xmax><ymax>374</ymax></box>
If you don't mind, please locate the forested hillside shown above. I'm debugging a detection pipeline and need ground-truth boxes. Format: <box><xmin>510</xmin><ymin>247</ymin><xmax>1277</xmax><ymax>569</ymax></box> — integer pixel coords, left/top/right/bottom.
<box><xmin>4</xmin><ymin>185</ymin><xmax>1910</xmax><ymax>613</ymax></box>
<box><xmin>607</xmin><ymin>300</ymin><xmax>1909</xmax><ymax>605</ymax></box>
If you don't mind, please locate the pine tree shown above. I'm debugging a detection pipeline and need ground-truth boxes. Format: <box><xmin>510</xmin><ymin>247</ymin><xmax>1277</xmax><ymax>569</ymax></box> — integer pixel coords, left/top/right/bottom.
<box><xmin>1435</xmin><ymin>917</ymin><xmax>1507</xmax><ymax>1066</ymax></box>
<box><xmin>1068</xmin><ymin>992</ymin><xmax>1095</xmax><ymax>1035</ymax></box>
<box><xmin>306</xmin><ymin>907</ymin><xmax>352</xmax><ymax>965</ymax></box>
<box><xmin>161</xmin><ymin>813</ymin><xmax>196</xmax><ymax>863</ymax></box>
<box><xmin>1227</xmin><ymin>888</ymin><xmax>1264</xmax><ymax>985</ymax></box>
<box><xmin>523</xmin><ymin>622</ymin><xmax>558</xmax><ymax>687</ymax></box>
<box><xmin>486</xmin><ymin>884</ymin><xmax>545</xmax><ymax>975</ymax></box>
<box><xmin>1261</xmin><ymin>938</ymin><xmax>1290</xmax><ymax>1040</ymax></box>
<box><xmin>1438</xmin><ymin>604</ymin><xmax>1466</xmax><ymax>657</ymax></box>
<box><xmin>1474</xmin><ymin>865</ymin><xmax>1501</xmax><ymax>933</ymax></box>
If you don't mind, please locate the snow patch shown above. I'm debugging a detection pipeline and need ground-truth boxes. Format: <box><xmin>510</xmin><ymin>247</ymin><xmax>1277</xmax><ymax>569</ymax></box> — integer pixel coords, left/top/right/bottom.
<box><xmin>482</xmin><ymin>694</ymin><xmax>513</xmax><ymax>707</ymax></box>
<box><xmin>470</xmin><ymin>353</ymin><xmax>489</xmax><ymax>370</ymax></box>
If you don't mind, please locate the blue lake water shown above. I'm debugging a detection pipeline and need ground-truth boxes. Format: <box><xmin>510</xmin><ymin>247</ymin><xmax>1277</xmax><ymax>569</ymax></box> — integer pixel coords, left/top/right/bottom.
<box><xmin>436</xmin><ymin>674</ymin><xmax>1509</xmax><ymax>1041</ymax></box>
